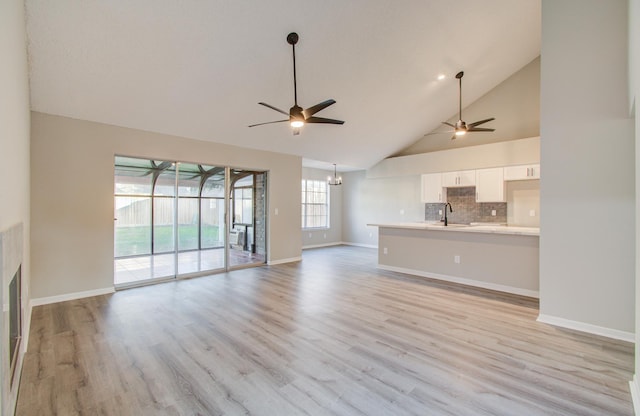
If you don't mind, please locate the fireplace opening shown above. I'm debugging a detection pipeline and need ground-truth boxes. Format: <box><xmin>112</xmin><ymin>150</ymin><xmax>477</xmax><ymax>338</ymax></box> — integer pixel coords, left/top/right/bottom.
<box><xmin>9</xmin><ymin>264</ymin><xmax>21</xmax><ymax>386</ymax></box>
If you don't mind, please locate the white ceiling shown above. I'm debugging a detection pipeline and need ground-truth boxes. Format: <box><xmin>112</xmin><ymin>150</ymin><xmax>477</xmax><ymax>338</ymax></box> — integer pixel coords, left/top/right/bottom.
<box><xmin>25</xmin><ymin>0</ymin><xmax>541</xmax><ymax>171</ymax></box>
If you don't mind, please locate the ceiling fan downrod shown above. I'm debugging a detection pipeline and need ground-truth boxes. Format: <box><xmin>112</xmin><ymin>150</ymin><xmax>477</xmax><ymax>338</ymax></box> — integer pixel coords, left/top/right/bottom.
<box><xmin>287</xmin><ymin>32</ymin><xmax>299</xmax><ymax>107</ymax></box>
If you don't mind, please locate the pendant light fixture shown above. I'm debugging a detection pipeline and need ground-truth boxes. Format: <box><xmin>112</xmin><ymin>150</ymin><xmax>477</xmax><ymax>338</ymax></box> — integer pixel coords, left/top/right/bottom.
<box><xmin>327</xmin><ymin>164</ymin><xmax>342</xmax><ymax>186</ymax></box>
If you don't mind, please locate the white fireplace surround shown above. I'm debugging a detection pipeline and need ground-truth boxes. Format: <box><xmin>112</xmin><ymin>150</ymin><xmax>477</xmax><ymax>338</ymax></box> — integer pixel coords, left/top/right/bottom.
<box><xmin>1</xmin><ymin>223</ymin><xmax>24</xmax><ymax>415</ymax></box>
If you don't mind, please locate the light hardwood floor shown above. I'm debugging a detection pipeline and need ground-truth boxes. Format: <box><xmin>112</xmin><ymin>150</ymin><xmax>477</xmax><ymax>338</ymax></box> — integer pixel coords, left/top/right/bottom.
<box><xmin>17</xmin><ymin>246</ymin><xmax>634</xmax><ymax>415</ymax></box>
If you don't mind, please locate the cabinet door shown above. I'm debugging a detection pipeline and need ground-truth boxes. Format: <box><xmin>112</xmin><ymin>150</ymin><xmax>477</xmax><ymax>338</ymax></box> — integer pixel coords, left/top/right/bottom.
<box><xmin>442</xmin><ymin>170</ymin><xmax>476</xmax><ymax>187</ymax></box>
<box><xmin>476</xmin><ymin>168</ymin><xmax>505</xmax><ymax>202</ymax></box>
<box><xmin>458</xmin><ymin>170</ymin><xmax>476</xmax><ymax>186</ymax></box>
<box><xmin>441</xmin><ymin>171</ymin><xmax>458</xmax><ymax>187</ymax></box>
<box><xmin>421</xmin><ymin>173</ymin><xmax>444</xmax><ymax>203</ymax></box>
<box><xmin>504</xmin><ymin>164</ymin><xmax>540</xmax><ymax>180</ymax></box>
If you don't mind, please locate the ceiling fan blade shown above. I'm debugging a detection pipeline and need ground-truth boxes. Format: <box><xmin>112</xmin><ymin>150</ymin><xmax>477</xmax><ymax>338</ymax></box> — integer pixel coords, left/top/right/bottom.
<box><xmin>248</xmin><ymin>119</ymin><xmax>289</xmax><ymax>128</ymax></box>
<box><xmin>258</xmin><ymin>102</ymin><xmax>289</xmax><ymax>116</ymax></box>
<box><xmin>442</xmin><ymin>121</ymin><xmax>456</xmax><ymax>128</ymax></box>
<box><xmin>467</xmin><ymin>127</ymin><xmax>495</xmax><ymax>132</ymax></box>
<box><xmin>423</xmin><ymin>130</ymin><xmax>453</xmax><ymax>137</ymax></box>
<box><xmin>303</xmin><ymin>99</ymin><xmax>336</xmax><ymax>118</ymax></box>
<box><xmin>468</xmin><ymin>117</ymin><xmax>495</xmax><ymax>128</ymax></box>
<box><xmin>305</xmin><ymin>116</ymin><xmax>345</xmax><ymax>125</ymax></box>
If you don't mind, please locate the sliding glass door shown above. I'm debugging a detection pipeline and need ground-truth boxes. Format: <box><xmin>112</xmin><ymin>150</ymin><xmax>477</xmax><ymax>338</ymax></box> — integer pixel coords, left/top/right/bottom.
<box><xmin>114</xmin><ymin>156</ymin><xmax>266</xmax><ymax>287</ymax></box>
<box><xmin>114</xmin><ymin>157</ymin><xmax>175</xmax><ymax>285</ymax></box>
<box><xmin>175</xmin><ymin>162</ymin><xmax>226</xmax><ymax>275</ymax></box>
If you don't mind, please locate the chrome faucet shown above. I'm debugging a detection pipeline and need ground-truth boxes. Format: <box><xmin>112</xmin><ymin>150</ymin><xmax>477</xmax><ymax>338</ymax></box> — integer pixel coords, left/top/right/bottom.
<box><xmin>443</xmin><ymin>202</ymin><xmax>453</xmax><ymax>226</ymax></box>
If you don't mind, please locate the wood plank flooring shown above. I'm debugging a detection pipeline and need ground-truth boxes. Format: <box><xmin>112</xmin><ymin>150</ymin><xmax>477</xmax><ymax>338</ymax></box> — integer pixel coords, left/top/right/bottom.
<box><xmin>17</xmin><ymin>246</ymin><xmax>634</xmax><ymax>415</ymax></box>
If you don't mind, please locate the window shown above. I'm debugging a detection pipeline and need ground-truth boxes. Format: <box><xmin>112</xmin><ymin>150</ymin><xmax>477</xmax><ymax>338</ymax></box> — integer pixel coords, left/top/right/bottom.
<box><xmin>301</xmin><ymin>179</ymin><xmax>329</xmax><ymax>229</ymax></box>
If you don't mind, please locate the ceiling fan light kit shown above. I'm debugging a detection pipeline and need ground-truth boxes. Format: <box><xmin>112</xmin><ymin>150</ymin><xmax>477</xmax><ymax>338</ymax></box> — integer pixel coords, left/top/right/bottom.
<box><xmin>249</xmin><ymin>32</ymin><xmax>344</xmax><ymax>135</ymax></box>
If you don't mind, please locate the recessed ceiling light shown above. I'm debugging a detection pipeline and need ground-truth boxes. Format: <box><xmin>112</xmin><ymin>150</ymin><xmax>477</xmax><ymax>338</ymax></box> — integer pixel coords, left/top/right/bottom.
<box><xmin>437</xmin><ymin>74</ymin><xmax>446</xmax><ymax>81</ymax></box>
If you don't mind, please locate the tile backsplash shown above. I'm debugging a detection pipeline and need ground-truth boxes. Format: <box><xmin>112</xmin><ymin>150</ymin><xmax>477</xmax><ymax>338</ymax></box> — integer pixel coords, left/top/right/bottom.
<box><xmin>425</xmin><ymin>187</ymin><xmax>507</xmax><ymax>224</ymax></box>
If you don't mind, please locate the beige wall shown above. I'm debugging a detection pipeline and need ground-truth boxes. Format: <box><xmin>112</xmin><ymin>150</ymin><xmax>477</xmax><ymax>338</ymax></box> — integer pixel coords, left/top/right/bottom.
<box><xmin>30</xmin><ymin>112</ymin><xmax>302</xmax><ymax>300</ymax></box>
<box><xmin>506</xmin><ymin>180</ymin><xmax>540</xmax><ymax>227</ymax></box>
<box><xmin>540</xmin><ymin>0</ymin><xmax>634</xmax><ymax>335</ymax></box>
<box><xmin>342</xmin><ymin>170</ymin><xmax>422</xmax><ymax>248</ymax></box>
<box><xmin>0</xmin><ymin>0</ymin><xmax>31</xmax><ymax>413</ymax></box>
<box><xmin>301</xmin><ymin>167</ymin><xmax>343</xmax><ymax>248</ymax></box>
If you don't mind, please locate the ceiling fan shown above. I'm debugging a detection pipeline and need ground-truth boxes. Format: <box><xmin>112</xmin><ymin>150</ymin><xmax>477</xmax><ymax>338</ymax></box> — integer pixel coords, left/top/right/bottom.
<box><xmin>248</xmin><ymin>32</ymin><xmax>344</xmax><ymax>135</ymax></box>
<box><xmin>430</xmin><ymin>71</ymin><xmax>495</xmax><ymax>140</ymax></box>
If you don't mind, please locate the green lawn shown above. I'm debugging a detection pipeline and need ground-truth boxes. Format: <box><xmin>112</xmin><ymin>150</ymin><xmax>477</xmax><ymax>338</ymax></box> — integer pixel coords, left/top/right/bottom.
<box><xmin>115</xmin><ymin>225</ymin><xmax>221</xmax><ymax>257</ymax></box>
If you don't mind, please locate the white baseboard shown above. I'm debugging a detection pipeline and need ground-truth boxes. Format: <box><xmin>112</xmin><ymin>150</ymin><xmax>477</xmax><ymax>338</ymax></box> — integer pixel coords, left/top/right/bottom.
<box><xmin>377</xmin><ymin>264</ymin><xmax>539</xmax><ymax>299</ymax></box>
<box><xmin>30</xmin><ymin>287</ymin><xmax>115</xmax><ymax>307</ymax></box>
<box><xmin>537</xmin><ymin>314</ymin><xmax>635</xmax><ymax>343</ymax></box>
<box><xmin>341</xmin><ymin>242</ymin><xmax>378</xmax><ymax>249</ymax></box>
<box><xmin>302</xmin><ymin>242</ymin><xmax>343</xmax><ymax>249</ymax></box>
<box><xmin>267</xmin><ymin>256</ymin><xmax>302</xmax><ymax>265</ymax></box>
<box><xmin>630</xmin><ymin>375</ymin><xmax>640</xmax><ymax>415</ymax></box>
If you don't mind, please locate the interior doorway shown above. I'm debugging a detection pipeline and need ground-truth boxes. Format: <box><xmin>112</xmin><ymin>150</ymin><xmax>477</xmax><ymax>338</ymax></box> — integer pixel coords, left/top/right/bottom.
<box><xmin>228</xmin><ymin>169</ymin><xmax>267</xmax><ymax>269</ymax></box>
<box><xmin>113</xmin><ymin>156</ymin><xmax>267</xmax><ymax>287</ymax></box>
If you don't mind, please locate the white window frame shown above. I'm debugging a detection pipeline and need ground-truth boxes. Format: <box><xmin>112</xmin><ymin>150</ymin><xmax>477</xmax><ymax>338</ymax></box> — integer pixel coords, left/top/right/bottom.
<box><xmin>301</xmin><ymin>179</ymin><xmax>330</xmax><ymax>229</ymax></box>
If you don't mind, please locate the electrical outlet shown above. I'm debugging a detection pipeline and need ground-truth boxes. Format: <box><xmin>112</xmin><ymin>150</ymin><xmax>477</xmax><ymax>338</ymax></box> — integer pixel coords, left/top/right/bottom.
<box><xmin>454</xmin><ymin>255</ymin><xmax>460</xmax><ymax>264</ymax></box>
<box><xmin>275</xmin><ymin>208</ymin><xmax>279</xmax><ymax>215</ymax></box>
<box><xmin>439</xmin><ymin>210</ymin><xmax>442</xmax><ymax>216</ymax></box>
<box><xmin>369</xmin><ymin>232</ymin><xmax>372</xmax><ymax>238</ymax></box>
<box><xmin>323</xmin><ymin>233</ymin><xmax>327</xmax><ymax>239</ymax></box>
<box><xmin>308</xmin><ymin>233</ymin><xmax>312</xmax><ymax>238</ymax></box>
<box><xmin>529</xmin><ymin>209</ymin><xmax>536</xmax><ymax>217</ymax></box>
<box><xmin>383</xmin><ymin>247</ymin><xmax>388</xmax><ymax>255</ymax></box>
<box><xmin>491</xmin><ymin>209</ymin><xmax>496</xmax><ymax>216</ymax></box>
<box><xmin>400</xmin><ymin>209</ymin><xmax>405</xmax><ymax>215</ymax></box>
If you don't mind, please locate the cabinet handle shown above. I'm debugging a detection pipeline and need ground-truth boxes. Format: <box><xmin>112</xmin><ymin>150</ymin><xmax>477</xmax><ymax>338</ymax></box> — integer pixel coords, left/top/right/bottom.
<box><xmin>526</xmin><ymin>167</ymin><xmax>530</xmax><ymax>176</ymax></box>
<box><xmin>531</xmin><ymin>167</ymin><xmax>535</xmax><ymax>177</ymax></box>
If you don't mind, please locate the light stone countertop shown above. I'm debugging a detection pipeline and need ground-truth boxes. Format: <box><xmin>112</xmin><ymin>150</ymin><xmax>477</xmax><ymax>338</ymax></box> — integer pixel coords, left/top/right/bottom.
<box><xmin>367</xmin><ymin>222</ymin><xmax>540</xmax><ymax>236</ymax></box>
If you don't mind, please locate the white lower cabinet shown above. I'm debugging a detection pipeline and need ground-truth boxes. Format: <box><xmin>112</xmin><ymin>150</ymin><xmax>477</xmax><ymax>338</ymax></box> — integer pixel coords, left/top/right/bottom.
<box><xmin>504</xmin><ymin>164</ymin><xmax>540</xmax><ymax>180</ymax></box>
<box><xmin>421</xmin><ymin>173</ymin><xmax>444</xmax><ymax>203</ymax></box>
<box><xmin>475</xmin><ymin>168</ymin><xmax>505</xmax><ymax>202</ymax></box>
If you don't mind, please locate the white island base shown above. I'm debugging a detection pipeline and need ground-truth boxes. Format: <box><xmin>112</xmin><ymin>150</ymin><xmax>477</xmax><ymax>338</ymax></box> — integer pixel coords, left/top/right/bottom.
<box><xmin>373</xmin><ymin>224</ymin><xmax>539</xmax><ymax>298</ymax></box>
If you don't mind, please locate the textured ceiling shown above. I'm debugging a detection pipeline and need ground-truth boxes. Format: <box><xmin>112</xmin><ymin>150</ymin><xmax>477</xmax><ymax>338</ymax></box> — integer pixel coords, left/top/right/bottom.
<box><xmin>25</xmin><ymin>0</ymin><xmax>541</xmax><ymax>170</ymax></box>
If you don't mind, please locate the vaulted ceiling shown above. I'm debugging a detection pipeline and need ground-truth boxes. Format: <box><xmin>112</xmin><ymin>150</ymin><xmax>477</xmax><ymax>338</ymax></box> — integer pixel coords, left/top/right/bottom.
<box><xmin>25</xmin><ymin>0</ymin><xmax>541</xmax><ymax>170</ymax></box>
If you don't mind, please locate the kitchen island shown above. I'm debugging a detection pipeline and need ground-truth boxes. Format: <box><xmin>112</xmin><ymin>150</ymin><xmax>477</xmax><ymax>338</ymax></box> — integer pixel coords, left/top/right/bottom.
<box><xmin>369</xmin><ymin>222</ymin><xmax>539</xmax><ymax>298</ymax></box>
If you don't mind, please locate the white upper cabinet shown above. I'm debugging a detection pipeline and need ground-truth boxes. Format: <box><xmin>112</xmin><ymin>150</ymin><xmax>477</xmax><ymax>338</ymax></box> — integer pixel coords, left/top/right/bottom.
<box><xmin>442</xmin><ymin>170</ymin><xmax>476</xmax><ymax>187</ymax></box>
<box><xmin>475</xmin><ymin>168</ymin><xmax>505</xmax><ymax>202</ymax></box>
<box><xmin>504</xmin><ymin>164</ymin><xmax>540</xmax><ymax>181</ymax></box>
<box><xmin>421</xmin><ymin>173</ymin><xmax>445</xmax><ymax>203</ymax></box>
